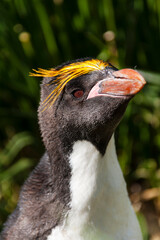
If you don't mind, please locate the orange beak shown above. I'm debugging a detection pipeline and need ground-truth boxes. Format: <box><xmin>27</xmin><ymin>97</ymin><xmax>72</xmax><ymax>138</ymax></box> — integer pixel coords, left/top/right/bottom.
<box><xmin>87</xmin><ymin>69</ymin><xmax>146</xmax><ymax>99</ymax></box>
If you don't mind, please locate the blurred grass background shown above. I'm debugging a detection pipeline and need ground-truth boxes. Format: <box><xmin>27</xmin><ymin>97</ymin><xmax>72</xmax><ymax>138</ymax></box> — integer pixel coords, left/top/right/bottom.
<box><xmin>0</xmin><ymin>0</ymin><xmax>160</xmax><ymax>239</ymax></box>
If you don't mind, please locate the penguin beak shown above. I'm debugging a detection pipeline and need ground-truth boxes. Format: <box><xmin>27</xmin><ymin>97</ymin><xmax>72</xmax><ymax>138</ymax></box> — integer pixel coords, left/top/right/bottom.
<box><xmin>87</xmin><ymin>69</ymin><xmax>146</xmax><ymax>99</ymax></box>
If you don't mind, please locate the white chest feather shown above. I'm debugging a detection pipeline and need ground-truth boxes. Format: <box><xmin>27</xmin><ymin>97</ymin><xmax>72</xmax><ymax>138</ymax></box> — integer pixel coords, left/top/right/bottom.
<box><xmin>48</xmin><ymin>136</ymin><xmax>142</xmax><ymax>240</ymax></box>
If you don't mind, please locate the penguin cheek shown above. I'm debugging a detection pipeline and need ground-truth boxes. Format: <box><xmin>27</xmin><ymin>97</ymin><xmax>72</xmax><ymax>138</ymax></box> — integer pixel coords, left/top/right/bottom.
<box><xmin>85</xmin><ymin>97</ymin><xmax>129</xmax><ymax>129</ymax></box>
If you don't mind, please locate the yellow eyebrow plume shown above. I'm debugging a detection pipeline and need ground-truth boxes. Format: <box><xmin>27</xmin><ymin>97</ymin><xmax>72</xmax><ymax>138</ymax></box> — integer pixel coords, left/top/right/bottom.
<box><xmin>29</xmin><ymin>59</ymin><xmax>109</xmax><ymax>111</ymax></box>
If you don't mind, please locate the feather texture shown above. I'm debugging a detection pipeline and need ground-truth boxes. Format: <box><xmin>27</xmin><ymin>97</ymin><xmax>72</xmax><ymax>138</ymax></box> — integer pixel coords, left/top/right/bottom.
<box><xmin>29</xmin><ymin>59</ymin><xmax>110</xmax><ymax>111</ymax></box>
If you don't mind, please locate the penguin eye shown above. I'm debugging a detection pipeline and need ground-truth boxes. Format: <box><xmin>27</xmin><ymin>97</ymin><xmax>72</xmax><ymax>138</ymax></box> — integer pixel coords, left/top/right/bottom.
<box><xmin>72</xmin><ymin>89</ymin><xmax>84</xmax><ymax>98</ymax></box>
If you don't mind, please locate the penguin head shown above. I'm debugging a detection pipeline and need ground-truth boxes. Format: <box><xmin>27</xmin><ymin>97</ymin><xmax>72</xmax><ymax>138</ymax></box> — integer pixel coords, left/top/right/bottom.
<box><xmin>31</xmin><ymin>58</ymin><xmax>145</xmax><ymax>154</ymax></box>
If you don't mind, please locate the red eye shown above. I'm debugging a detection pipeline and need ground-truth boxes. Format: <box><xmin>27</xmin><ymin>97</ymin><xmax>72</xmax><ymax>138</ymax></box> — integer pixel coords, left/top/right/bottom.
<box><xmin>73</xmin><ymin>89</ymin><xmax>84</xmax><ymax>98</ymax></box>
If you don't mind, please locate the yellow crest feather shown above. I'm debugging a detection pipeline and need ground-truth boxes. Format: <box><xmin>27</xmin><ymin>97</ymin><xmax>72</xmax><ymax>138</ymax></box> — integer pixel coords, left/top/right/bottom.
<box><xmin>29</xmin><ymin>59</ymin><xmax>109</xmax><ymax>111</ymax></box>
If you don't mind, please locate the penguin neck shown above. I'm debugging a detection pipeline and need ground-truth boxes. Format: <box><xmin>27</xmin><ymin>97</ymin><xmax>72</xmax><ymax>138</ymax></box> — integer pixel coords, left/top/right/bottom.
<box><xmin>48</xmin><ymin>135</ymin><xmax>142</xmax><ymax>240</ymax></box>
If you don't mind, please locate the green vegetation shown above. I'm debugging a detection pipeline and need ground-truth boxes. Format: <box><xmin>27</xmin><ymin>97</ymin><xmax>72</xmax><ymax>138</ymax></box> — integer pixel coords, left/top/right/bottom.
<box><xmin>0</xmin><ymin>0</ymin><xmax>160</xmax><ymax>238</ymax></box>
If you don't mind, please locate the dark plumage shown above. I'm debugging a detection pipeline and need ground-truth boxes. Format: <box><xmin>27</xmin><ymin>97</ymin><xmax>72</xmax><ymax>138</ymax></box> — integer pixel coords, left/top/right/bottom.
<box><xmin>1</xmin><ymin>58</ymin><xmax>145</xmax><ymax>240</ymax></box>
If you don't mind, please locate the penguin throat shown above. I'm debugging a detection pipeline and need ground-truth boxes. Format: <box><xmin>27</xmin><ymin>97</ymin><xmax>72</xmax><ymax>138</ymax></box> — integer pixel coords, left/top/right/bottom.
<box><xmin>48</xmin><ymin>135</ymin><xmax>142</xmax><ymax>240</ymax></box>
